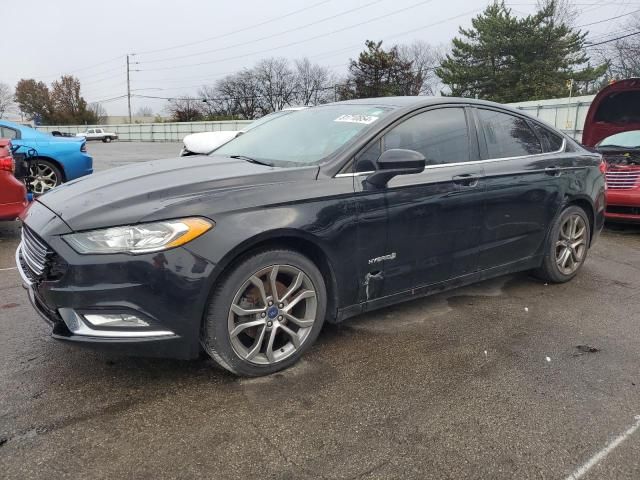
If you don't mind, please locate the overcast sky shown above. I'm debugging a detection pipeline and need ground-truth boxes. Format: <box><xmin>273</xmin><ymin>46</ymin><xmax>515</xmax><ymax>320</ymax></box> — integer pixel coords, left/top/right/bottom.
<box><xmin>3</xmin><ymin>0</ymin><xmax>636</xmax><ymax>116</ymax></box>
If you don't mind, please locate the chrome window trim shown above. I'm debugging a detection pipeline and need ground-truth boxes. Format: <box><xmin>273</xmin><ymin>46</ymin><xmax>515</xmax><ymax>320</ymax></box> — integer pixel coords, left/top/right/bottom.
<box><xmin>335</xmin><ymin>171</ymin><xmax>375</xmax><ymax>178</ymax></box>
<box><xmin>334</xmin><ymin>139</ymin><xmax>567</xmax><ymax>177</ymax></box>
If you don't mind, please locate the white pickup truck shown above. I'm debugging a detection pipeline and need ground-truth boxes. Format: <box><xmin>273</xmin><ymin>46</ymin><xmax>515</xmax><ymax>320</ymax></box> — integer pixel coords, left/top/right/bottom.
<box><xmin>76</xmin><ymin>128</ymin><xmax>119</xmax><ymax>143</ymax></box>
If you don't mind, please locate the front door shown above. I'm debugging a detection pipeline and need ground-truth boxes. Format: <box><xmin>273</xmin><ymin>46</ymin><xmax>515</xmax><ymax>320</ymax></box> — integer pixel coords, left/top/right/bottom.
<box><xmin>353</xmin><ymin>106</ymin><xmax>485</xmax><ymax>302</ymax></box>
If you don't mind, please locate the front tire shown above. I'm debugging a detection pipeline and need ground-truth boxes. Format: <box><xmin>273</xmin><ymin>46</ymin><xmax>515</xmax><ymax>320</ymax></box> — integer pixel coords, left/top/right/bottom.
<box><xmin>534</xmin><ymin>205</ymin><xmax>591</xmax><ymax>283</ymax></box>
<box><xmin>202</xmin><ymin>249</ymin><xmax>327</xmax><ymax>376</ymax></box>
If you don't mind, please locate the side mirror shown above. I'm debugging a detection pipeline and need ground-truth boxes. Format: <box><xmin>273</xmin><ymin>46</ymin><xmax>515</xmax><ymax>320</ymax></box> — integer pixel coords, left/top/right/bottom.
<box><xmin>365</xmin><ymin>149</ymin><xmax>426</xmax><ymax>188</ymax></box>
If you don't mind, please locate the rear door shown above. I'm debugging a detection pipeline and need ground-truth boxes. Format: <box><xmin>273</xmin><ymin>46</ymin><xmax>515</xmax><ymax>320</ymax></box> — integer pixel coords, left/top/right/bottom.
<box><xmin>353</xmin><ymin>106</ymin><xmax>485</xmax><ymax>300</ymax></box>
<box><xmin>472</xmin><ymin>107</ymin><xmax>565</xmax><ymax>271</ymax></box>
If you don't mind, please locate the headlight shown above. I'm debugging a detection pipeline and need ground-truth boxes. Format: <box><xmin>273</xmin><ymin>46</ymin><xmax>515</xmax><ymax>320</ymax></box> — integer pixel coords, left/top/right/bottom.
<box><xmin>63</xmin><ymin>218</ymin><xmax>213</xmax><ymax>254</ymax></box>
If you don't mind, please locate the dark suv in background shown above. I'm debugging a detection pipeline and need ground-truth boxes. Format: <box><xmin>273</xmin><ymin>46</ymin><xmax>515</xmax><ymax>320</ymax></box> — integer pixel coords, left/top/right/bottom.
<box><xmin>16</xmin><ymin>97</ymin><xmax>605</xmax><ymax>376</ymax></box>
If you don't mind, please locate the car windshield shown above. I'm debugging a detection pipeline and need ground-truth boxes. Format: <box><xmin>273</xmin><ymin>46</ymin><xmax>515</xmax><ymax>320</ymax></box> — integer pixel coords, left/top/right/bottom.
<box><xmin>214</xmin><ymin>104</ymin><xmax>393</xmax><ymax>166</ymax></box>
<box><xmin>597</xmin><ymin>130</ymin><xmax>640</xmax><ymax>149</ymax></box>
<box><xmin>243</xmin><ymin>110</ymin><xmax>296</xmax><ymax>132</ymax></box>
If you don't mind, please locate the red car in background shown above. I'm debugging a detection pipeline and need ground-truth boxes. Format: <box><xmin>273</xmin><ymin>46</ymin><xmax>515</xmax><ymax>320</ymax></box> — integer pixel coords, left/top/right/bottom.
<box><xmin>0</xmin><ymin>139</ymin><xmax>28</xmax><ymax>221</ymax></box>
<box><xmin>583</xmin><ymin>78</ymin><xmax>640</xmax><ymax>223</ymax></box>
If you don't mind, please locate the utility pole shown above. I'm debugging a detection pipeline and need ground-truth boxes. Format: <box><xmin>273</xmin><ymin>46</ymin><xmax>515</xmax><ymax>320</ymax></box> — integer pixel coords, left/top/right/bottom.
<box><xmin>126</xmin><ymin>54</ymin><xmax>132</xmax><ymax>124</ymax></box>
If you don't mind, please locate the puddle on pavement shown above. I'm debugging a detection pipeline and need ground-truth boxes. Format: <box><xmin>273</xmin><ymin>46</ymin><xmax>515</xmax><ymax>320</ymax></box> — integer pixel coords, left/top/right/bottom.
<box><xmin>238</xmin><ymin>359</ymin><xmax>335</xmax><ymax>403</ymax></box>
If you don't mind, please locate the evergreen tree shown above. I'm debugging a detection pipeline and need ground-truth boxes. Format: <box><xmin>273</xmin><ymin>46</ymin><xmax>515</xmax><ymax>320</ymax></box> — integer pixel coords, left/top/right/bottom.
<box><xmin>340</xmin><ymin>40</ymin><xmax>423</xmax><ymax>100</ymax></box>
<box><xmin>436</xmin><ymin>1</ymin><xmax>606</xmax><ymax>102</ymax></box>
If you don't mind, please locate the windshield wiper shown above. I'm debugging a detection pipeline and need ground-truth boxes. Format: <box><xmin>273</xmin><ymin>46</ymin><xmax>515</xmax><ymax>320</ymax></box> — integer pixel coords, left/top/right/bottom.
<box><xmin>229</xmin><ymin>155</ymin><xmax>274</xmax><ymax>167</ymax></box>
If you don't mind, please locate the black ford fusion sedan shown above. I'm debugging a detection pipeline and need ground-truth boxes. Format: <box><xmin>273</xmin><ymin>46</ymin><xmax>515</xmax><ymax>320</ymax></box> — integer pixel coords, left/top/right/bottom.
<box><xmin>16</xmin><ymin>97</ymin><xmax>605</xmax><ymax>376</ymax></box>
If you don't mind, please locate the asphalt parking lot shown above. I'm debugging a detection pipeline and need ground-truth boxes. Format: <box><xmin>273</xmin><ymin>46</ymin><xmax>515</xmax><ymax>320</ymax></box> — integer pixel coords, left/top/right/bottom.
<box><xmin>1</xmin><ymin>142</ymin><xmax>639</xmax><ymax>479</ymax></box>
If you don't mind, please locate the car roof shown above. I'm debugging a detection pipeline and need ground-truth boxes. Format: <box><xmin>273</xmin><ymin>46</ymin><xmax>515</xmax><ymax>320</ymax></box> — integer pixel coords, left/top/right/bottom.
<box><xmin>327</xmin><ymin>96</ymin><xmax>530</xmax><ymax>114</ymax></box>
<box><xmin>0</xmin><ymin>119</ymin><xmax>27</xmax><ymax>129</ymax></box>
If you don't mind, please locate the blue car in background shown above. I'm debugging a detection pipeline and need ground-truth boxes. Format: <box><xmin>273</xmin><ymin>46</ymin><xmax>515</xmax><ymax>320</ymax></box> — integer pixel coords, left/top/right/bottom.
<box><xmin>0</xmin><ymin>120</ymin><xmax>93</xmax><ymax>194</ymax></box>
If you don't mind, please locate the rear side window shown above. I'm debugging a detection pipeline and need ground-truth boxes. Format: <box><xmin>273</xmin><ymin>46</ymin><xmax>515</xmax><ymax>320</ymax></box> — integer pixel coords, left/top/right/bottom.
<box><xmin>531</xmin><ymin>123</ymin><xmax>564</xmax><ymax>152</ymax></box>
<box><xmin>1</xmin><ymin>127</ymin><xmax>18</xmax><ymax>139</ymax></box>
<box><xmin>382</xmin><ymin>107</ymin><xmax>471</xmax><ymax>165</ymax></box>
<box><xmin>478</xmin><ymin>109</ymin><xmax>542</xmax><ymax>158</ymax></box>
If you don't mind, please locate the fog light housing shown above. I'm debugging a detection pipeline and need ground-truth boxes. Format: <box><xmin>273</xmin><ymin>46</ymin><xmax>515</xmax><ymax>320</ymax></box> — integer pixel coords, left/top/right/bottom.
<box><xmin>84</xmin><ymin>313</ymin><xmax>150</xmax><ymax>328</ymax></box>
<box><xmin>58</xmin><ymin>308</ymin><xmax>175</xmax><ymax>338</ymax></box>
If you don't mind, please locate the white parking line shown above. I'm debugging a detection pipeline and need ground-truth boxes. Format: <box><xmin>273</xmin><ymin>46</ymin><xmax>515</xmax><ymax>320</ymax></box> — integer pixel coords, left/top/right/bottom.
<box><xmin>565</xmin><ymin>415</ymin><xmax>640</xmax><ymax>480</ymax></box>
<box><xmin>0</xmin><ymin>267</ymin><xmax>17</xmax><ymax>271</ymax></box>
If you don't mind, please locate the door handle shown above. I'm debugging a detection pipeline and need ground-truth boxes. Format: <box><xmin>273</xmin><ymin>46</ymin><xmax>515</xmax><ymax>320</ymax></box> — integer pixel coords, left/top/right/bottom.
<box><xmin>545</xmin><ymin>166</ymin><xmax>561</xmax><ymax>176</ymax></box>
<box><xmin>452</xmin><ymin>173</ymin><xmax>481</xmax><ymax>187</ymax></box>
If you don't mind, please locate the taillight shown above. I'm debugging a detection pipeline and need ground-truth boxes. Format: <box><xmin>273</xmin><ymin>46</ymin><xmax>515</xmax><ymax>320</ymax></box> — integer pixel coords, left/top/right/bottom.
<box><xmin>0</xmin><ymin>155</ymin><xmax>14</xmax><ymax>173</ymax></box>
<box><xmin>80</xmin><ymin>142</ymin><xmax>87</xmax><ymax>153</ymax></box>
<box><xmin>599</xmin><ymin>158</ymin><xmax>606</xmax><ymax>174</ymax></box>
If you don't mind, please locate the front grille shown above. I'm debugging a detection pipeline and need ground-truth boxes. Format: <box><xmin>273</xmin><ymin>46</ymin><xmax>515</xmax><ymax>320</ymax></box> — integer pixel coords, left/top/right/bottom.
<box><xmin>605</xmin><ymin>169</ymin><xmax>640</xmax><ymax>190</ymax></box>
<box><xmin>20</xmin><ymin>227</ymin><xmax>54</xmax><ymax>280</ymax></box>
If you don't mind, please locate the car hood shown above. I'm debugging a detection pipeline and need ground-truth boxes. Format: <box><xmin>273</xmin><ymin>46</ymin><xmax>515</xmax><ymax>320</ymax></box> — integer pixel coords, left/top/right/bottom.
<box><xmin>36</xmin><ymin>155</ymin><xmax>319</xmax><ymax>231</ymax></box>
<box><xmin>183</xmin><ymin>131</ymin><xmax>240</xmax><ymax>154</ymax></box>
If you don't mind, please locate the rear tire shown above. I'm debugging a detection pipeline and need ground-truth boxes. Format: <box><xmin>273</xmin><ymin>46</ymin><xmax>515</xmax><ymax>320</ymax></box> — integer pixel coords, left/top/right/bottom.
<box><xmin>534</xmin><ymin>205</ymin><xmax>591</xmax><ymax>283</ymax></box>
<box><xmin>103</xmin><ymin>136</ymin><xmax>112</xmax><ymax>143</ymax></box>
<box><xmin>28</xmin><ymin>160</ymin><xmax>63</xmax><ymax>195</ymax></box>
<box><xmin>202</xmin><ymin>249</ymin><xmax>327</xmax><ymax>376</ymax></box>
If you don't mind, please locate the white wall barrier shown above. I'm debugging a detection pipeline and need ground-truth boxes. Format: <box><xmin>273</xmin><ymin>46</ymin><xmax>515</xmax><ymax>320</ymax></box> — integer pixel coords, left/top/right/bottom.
<box><xmin>36</xmin><ymin>120</ymin><xmax>253</xmax><ymax>142</ymax></box>
<box><xmin>507</xmin><ymin>94</ymin><xmax>595</xmax><ymax>141</ymax></box>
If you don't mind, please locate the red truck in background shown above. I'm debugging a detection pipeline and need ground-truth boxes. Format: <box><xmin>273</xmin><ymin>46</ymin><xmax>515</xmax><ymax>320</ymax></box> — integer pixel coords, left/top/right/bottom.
<box><xmin>0</xmin><ymin>139</ymin><xmax>28</xmax><ymax>221</ymax></box>
<box><xmin>583</xmin><ymin>78</ymin><xmax>640</xmax><ymax>223</ymax></box>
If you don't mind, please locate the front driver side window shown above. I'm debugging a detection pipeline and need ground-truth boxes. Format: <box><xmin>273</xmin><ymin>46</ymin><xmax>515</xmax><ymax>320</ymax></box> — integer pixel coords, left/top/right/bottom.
<box><xmin>355</xmin><ymin>107</ymin><xmax>471</xmax><ymax>172</ymax></box>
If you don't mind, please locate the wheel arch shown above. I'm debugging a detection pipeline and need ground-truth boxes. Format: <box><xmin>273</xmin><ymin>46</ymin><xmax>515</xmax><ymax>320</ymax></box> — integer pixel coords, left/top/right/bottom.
<box><xmin>565</xmin><ymin>195</ymin><xmax>596</xmax><ymax>245</ymax></box>
<box><xmin>208</xmin><ymin>229</ymin><xmax>340</xmax><ymax>324</ymax></box>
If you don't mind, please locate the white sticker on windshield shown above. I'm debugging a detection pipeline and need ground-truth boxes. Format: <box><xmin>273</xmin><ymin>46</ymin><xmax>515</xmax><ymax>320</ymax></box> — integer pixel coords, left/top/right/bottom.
<box><xmin>334</xmin><ymin>114</ymin><xmax>379</xmax><ymax>125</ymax></box>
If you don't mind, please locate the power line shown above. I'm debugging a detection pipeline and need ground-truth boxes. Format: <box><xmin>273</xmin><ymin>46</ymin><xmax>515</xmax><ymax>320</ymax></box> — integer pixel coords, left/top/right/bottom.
<box><xmin>89</xmin><ymin>94</ymin><xmax>128</xmax><ymax>104</ymax></box>
<box><xmin>578</xmin><ymin>7</ymin><xmax>640</xmax><ymax>27</ymax></box>
<box><xmin>585</xmin><ymin>30</ymin><xmax>640</xmax><ymax>46</ymax></box>
<box><xmin>126</xmin><ymin>8</ymin><xmax>478</xmax><ymax>94</ymax></box>
<box><xmin>135</xmin><ymin>0</ymin><xmax>334</xmax><ymax>56</ymax></box>
<box><xmin>40</xmin><ymin>55</ymin><xmax>124</xmax><ymax>80</ymax></box>
<box><xmin>139</xmin><ymin>0</ymin><xmax>386</xmax><ymax>65</ymax></box>
<box><xmin>312</xmin><ymin>8</ymin><xmax>480</xmax><ymax>61</ymax></box>
<box><xmin>131</xmin><ymin>65</ymin><xmax>438</xmax><ymax>103</ymax></box>
<box><xmin>140</xmin><ymin>0</ymin><xmax>437</xmax><ymax>72</ymax></box>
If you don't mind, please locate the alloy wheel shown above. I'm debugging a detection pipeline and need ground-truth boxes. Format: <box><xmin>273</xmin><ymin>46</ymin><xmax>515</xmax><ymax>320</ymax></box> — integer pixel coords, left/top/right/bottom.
<box><xmin>555</xmin><ymin>214</ymin><xmax>587</xmax><ymax>275</ymax></box>
<box><xmin>227</xmin><ymin>264</ymin><xmax>318</xmax><ymax>365</ymax></box>
<box><xmin>29</xmin><ymin>164</ymin><xmax>59</xmax><ymax>194</ymax></box>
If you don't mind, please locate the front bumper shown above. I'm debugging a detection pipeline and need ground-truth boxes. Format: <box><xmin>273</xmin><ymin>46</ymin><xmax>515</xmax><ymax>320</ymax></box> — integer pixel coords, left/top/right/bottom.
<box><xmin>605</xmin><ymin>188</ymin><xmax>640</xmax><ymax>223</ymax></box>
<box><xmin>16</xmin><ymin>202</ymin><xmax>215</xmax><ymax>359</ymax></box>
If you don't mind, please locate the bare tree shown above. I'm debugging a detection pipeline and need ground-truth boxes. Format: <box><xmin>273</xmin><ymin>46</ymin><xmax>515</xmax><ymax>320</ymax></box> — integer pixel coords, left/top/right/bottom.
<box><xmin>135</xmin><ymin>106</ymin><xmax>154</xmax><ymax>117</ymax></box>
<box><xmin>165</xmin><ymin>96</ymin><xmax>204</xmax><ymax>122</ymax></box>
<box><xmin>536</xmin><ymin>0</ymin><xmax>578</xmax><ymax>27</ymax></box>
<box><xmin>88</xmin><ymin>103</ymin><xmax>108</xmax><ymax>123</ymax></box>
<box><xmin>0</xmin><ymin>82</ymin><xmax>13</xmax><ymax>119</ymax></box>
<box><xmin>397</xmin><ymin>41</ymin><xmax>444</xmax><ymax>96</ymax></box>
<box><xmin>216</xmin><ymin>70</ymin><xmax>263</xmax><ymax>119</ymax></box>
<box><xmin>594</xmin><ymin>14</ymin><xmax>640</xmax><ymax>80</ymax></box>
<box><xmin>255</xmin><ymin>58</ymin><xmax>297</xmax><ymax>113</ymax></box>
<box><xmin>198</xmin><ymin>85</ymin><xmax>220</xmax><ymax>118</ymax></box>
<box><xmin>293</xmin><ymin>58</ymin><xmax>334</xmax><ymax>105</ymax></box>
